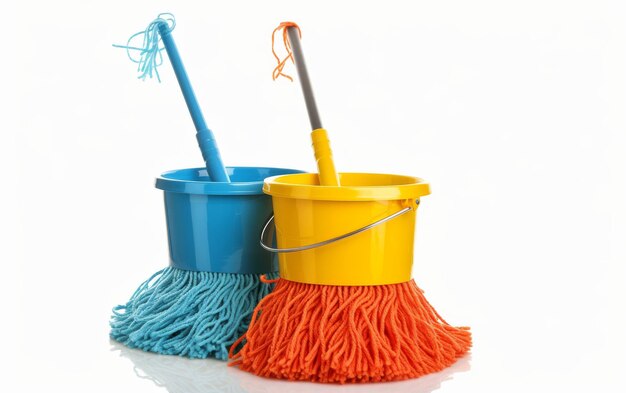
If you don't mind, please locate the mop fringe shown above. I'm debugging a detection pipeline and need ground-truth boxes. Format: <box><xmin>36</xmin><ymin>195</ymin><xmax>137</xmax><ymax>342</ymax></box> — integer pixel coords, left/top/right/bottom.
<box><xmin>111</xmin><ymin>267</ymin><xmax>276</xmax><ymax>360</ymax></box>
<box><xmin>271</xmin><ymin>21</ymin><xmax>301</xmax><ymax>81</ymax></box>
<box><xmin>112</xmin><ymin>12</ymin><xmax>175</xmax><ymax>82</ymax></box>
<box><xmin>229</xmin><ymin>278</ymin><xmax>471</xmax><ymax>383</ymax></box>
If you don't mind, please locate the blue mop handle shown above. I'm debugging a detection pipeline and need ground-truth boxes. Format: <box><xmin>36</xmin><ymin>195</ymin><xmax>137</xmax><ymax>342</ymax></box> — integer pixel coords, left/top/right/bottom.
<box><xmin>157</xmin><ymin>23</ymin><xmax>230</xmax><ymax>182</ymax></box>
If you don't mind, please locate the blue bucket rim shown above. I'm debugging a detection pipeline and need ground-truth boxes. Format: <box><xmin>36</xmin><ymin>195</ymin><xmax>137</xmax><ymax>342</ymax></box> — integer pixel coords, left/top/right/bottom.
<box><xmin>155</xmin><ymin>166</ymin><xmax>305</xmax><ymax>195</ymax></box>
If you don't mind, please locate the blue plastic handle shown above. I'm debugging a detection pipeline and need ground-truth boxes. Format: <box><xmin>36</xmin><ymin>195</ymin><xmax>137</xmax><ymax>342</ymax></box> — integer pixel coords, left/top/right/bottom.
<box><xmin>157</xmin><ymin>23</ymin><xmax>231</xmax><ymax>182</ymax></box>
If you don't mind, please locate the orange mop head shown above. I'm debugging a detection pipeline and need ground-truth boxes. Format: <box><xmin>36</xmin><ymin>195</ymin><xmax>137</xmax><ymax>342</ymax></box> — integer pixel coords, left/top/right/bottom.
<box><xmin>229</xmin><ymin>22</ymin><xmax>471</xmax><ymax>383</ymax></box>
<box><xmin>230</xmin><ymin>277</ymin><xmax>471</xmax><ymax>382</ymax></box>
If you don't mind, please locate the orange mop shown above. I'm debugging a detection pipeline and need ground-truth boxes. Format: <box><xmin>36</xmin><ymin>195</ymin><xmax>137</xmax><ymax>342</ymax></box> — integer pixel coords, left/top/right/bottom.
<box><xmin>229</xmin><ymin>22</ymin><xmax>471</xmax><ymax>383</ymax></box>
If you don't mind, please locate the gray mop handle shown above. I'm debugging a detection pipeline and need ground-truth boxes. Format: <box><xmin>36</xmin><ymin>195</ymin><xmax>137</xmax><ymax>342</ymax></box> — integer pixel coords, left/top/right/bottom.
<box><xmin>286</xmin><ymin>27</ymin><xmax>323</xmax><ymax>131</ymax></box>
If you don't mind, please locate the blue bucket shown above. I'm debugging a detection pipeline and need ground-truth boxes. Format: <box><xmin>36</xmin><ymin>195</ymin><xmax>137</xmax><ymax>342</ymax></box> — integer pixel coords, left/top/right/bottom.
<box><xmin>155</xmin><ymin>166</ymin><xmax>304</xmax><ymax>274</ymax></box>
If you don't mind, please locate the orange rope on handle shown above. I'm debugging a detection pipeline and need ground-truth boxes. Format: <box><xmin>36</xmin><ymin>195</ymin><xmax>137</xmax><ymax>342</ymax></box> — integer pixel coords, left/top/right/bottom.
<box><xmin>272</xmin><ymin>22</ymin><xmax>301</xmax><ymax>81</ymax></box>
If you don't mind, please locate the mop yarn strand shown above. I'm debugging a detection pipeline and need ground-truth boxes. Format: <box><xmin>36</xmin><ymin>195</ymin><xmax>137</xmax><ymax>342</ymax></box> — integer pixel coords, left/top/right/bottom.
<box><xmin>112</xmin><ymin>13</ymin><xmax>176</xmax><ymax>82</ymax></box>
<box><xmin>271</xmin><ymin>22</ymin><xmax>301</xmax><ymax>81</ymax></box>
<box><xmin>111</xmin><ymin>268</ymin><xmax>277</xmax><ymax>360</ymax></box>
<box><xmin>230</xmin><ymin>278</ymin><xmax>471</xmax><ymax>382</ymax></box>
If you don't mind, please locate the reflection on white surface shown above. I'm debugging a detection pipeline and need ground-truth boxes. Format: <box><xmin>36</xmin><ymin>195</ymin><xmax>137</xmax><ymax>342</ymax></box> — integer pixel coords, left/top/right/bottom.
<box><xmin>111</xmin><ymin>340</ymin><xmax>471</xmax><ymax>393</ymax></box>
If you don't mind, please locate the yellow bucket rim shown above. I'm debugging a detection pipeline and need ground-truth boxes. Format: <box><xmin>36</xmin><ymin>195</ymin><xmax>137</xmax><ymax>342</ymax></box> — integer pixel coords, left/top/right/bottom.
<box><xmin>263</xmin><ymin>172</ymin><xmax>431</xmax><ymax>201</ymax></box>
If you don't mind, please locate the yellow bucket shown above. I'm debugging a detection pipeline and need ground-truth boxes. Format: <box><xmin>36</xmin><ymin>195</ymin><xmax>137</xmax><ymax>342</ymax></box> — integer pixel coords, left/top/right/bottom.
<box><xmin>261</xmin><ymin>173</ymin><xmax>431</xmax><ymax>286</ymax></box>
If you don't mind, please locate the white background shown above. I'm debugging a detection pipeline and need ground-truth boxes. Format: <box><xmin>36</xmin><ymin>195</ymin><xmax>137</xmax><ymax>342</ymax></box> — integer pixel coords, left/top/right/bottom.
<box><xmin>2</xmin><ymin>0</ymin><xmax>625</xmax><ymax>392</ymax></box>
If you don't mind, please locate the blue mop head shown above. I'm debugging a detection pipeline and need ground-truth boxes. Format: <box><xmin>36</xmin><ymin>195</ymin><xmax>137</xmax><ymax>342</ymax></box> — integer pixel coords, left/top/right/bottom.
<box><xmin>110</xmin><ymin>268</ymin><xmax>275</xmax><ymax>360</ymax></box>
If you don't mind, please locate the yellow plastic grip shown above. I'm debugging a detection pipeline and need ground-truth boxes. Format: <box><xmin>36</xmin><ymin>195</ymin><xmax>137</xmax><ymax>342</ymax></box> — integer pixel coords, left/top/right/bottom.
<box><xmin>311</xmin><ymin>128</ymin><xmax>340</xmax><ymax>186</ymax></box>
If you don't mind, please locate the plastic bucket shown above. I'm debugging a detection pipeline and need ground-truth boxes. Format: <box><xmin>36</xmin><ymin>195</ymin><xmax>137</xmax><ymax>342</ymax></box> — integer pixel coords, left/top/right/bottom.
<box><xmin>261</xmin><ymin>173</ymin><xmax>431</xmax><ymax>285</ymax></box>
<box><xmin>155</xmin><ymin>166</ymin><xmax>304</xmax><ymax>274</ymax></box>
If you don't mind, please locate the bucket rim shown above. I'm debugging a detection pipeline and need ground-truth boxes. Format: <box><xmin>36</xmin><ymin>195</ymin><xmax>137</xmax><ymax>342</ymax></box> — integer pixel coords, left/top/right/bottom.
<box><xmin>156</xmin><ymin>166</ymin><xmax>305</xmax><ymax>195</ymax></box>
<box><xmin>263</xmin><ymin>172</ymin><xmax>431</xmax><ymax>201</ymax></box>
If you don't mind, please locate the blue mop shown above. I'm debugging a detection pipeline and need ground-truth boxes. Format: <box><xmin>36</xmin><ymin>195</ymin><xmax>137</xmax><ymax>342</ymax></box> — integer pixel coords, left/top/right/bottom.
<box><xmin>109</xmin><ymin>13</ymin><xmax>280</xmax><ymax>360</ymax></box>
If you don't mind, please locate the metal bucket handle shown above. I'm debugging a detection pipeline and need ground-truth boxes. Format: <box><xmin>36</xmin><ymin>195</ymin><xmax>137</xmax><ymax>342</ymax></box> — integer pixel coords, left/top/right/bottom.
<box><xmin>260</xmin><ymin>200</ymin><xmax>418</xmax><ymax>254</ymax></box>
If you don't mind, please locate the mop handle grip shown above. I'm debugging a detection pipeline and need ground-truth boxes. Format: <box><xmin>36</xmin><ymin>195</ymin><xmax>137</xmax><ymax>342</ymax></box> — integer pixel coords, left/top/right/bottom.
<box><xmin>158</xmin><ymin>23</ymin><xmax>230</xmax><ymax>182</ymax></box>
<box><xmin>311</xmin><ymin>128</ymin><xmax>340</xmax><ymax>186</ymax></box>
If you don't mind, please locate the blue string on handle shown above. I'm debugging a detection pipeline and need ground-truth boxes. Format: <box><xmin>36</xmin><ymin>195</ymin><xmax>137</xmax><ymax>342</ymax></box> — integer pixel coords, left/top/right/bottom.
<box><xmin>114</xmin><ymin>13</ymin><xmax>230</xmax><ymax>182</ymax></box>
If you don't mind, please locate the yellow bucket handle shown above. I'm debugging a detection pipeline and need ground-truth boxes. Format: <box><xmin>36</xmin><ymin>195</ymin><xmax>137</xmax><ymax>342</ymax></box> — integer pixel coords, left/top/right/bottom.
<box><xmin>260</xmin><ymin>200</ymin><xmax>418</xmax><ymax>254</ymax></box>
